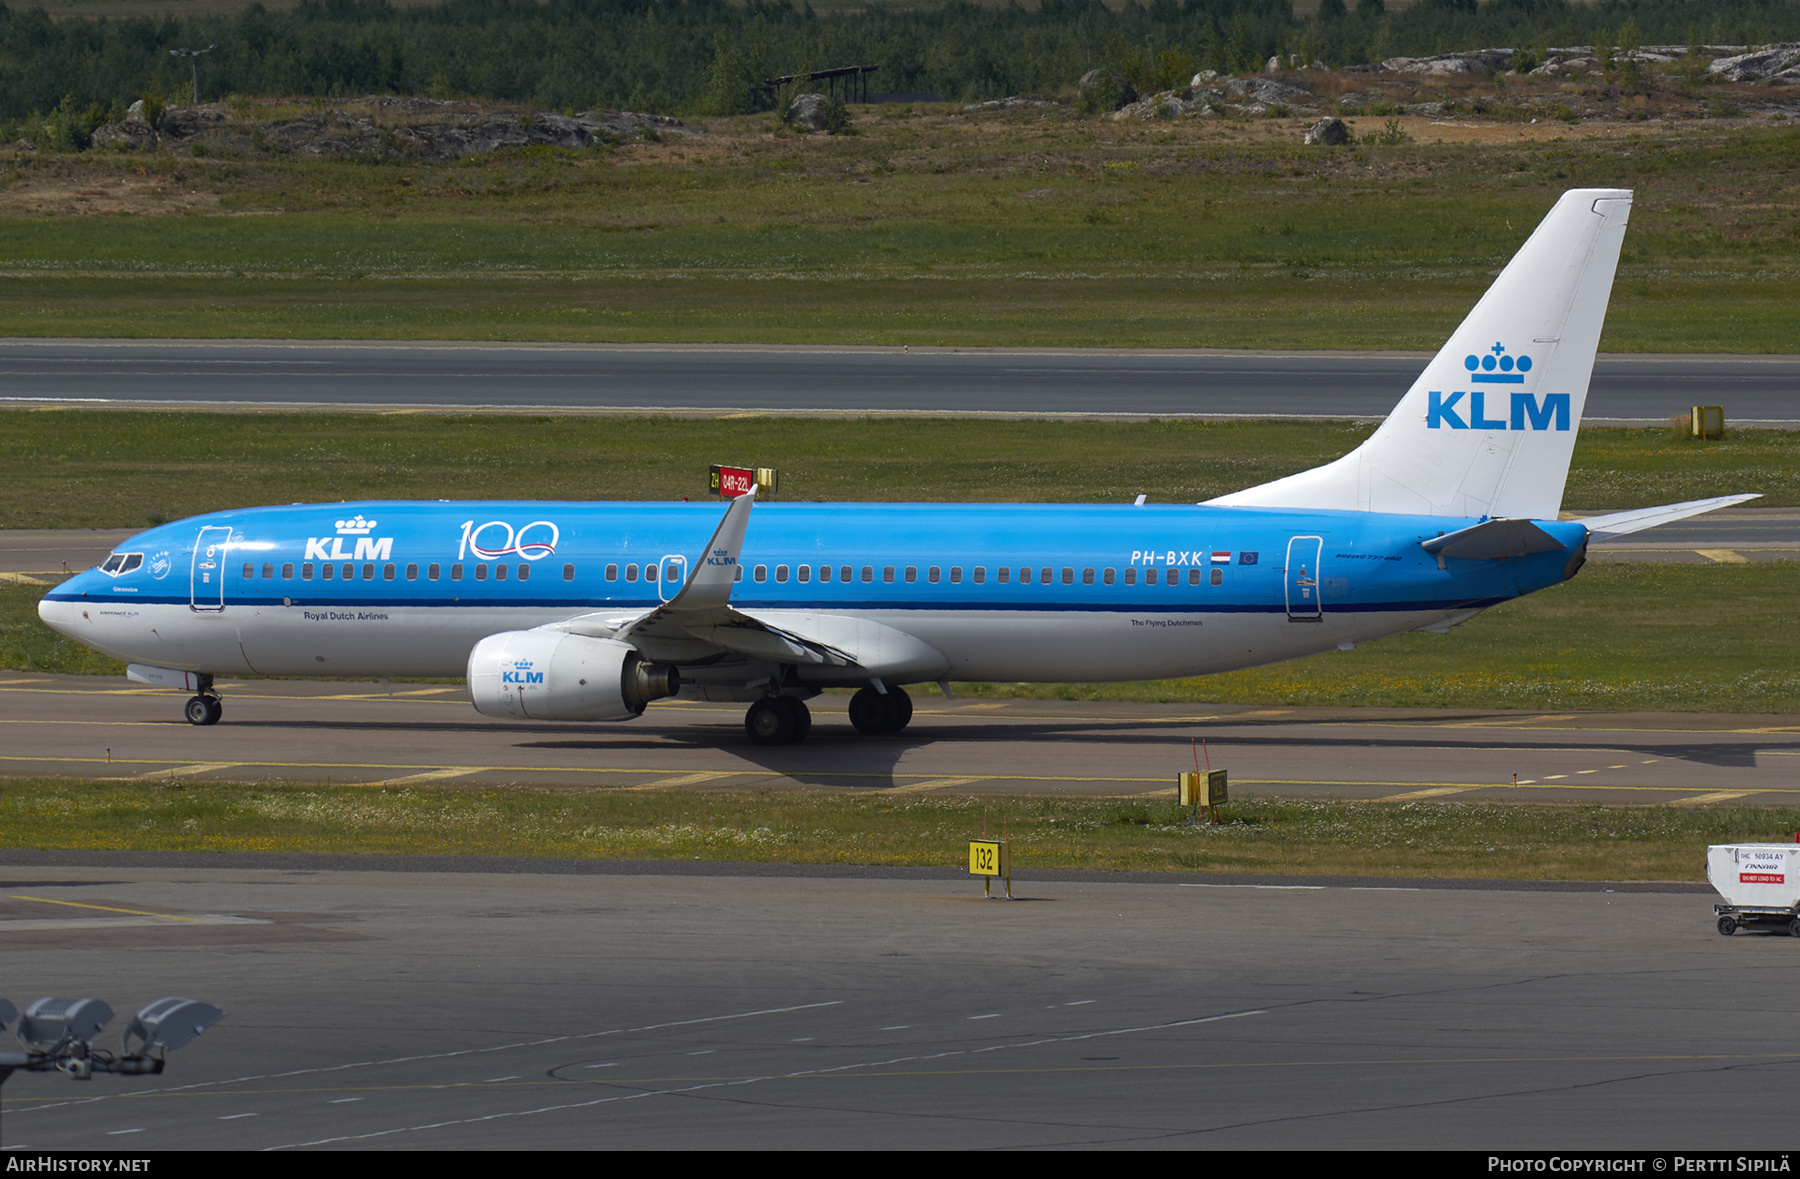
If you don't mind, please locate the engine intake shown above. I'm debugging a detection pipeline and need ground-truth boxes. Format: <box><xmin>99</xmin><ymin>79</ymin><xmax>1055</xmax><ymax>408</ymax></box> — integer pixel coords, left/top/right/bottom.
<box><xmin>468</xmin><ymin>631</ymin><xmax>679</xmax><ymax>722</ymax></box>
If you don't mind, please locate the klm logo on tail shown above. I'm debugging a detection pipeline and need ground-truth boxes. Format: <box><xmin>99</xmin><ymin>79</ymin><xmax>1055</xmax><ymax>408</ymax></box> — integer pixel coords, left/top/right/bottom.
<box><xmin>1427</xmin><ymin>342</ymin><xmax>1568</xmax><ymax>431</ymax></box>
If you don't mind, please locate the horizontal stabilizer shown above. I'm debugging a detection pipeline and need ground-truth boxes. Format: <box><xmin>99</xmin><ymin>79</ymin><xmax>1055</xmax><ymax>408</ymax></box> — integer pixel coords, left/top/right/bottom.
<box><xmin>1578</xmin><ymin>494</ymin><xmax>1762</xmax><ymax>541</ymax></box>
<box><xmin>1421</xmin><ymin>518</ymin><xmax>1568</xmax><ymax>562</ymax></box>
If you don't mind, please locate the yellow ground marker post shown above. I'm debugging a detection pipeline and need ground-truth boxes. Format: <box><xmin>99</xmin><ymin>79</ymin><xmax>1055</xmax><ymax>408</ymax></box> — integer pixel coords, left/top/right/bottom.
<box><xmin>968</xmin><ymin>838</ymin><xmax>1010</xmax><ymax>899</ymax></box>
<box><xmin>1179</xmin><ymin>770</ymin><xmax>1229</xmax><ymax>825</ymax></box>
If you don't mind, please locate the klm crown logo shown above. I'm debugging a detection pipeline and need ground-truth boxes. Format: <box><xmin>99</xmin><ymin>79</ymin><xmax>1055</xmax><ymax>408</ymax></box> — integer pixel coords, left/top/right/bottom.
<box><xmin>1428</xmin><ymin>342</ymin><xmax>1568</xmax><ymax>432</ymax></box>
<box><xmin>1465</xmin><ymin>341</ymin><xmax>1532</xmax><ymax>384</ymax></box>
<box><xmin>335</xmin><ymin>514</ymin><xmax>378</xmax><ymax>535</ymax></box>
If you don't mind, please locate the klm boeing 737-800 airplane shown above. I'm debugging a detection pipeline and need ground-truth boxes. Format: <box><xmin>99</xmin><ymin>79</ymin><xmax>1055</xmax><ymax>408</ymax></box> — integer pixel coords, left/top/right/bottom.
<box><xmin>37</xmin><ymin>189</ymin><xmax>1756</xmax><ymax>745</ymax></box>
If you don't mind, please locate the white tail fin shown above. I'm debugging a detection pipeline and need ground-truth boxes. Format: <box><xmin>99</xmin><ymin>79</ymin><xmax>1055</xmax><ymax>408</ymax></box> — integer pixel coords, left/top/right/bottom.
<box><xmin>1210</xmin><ymin>189</ymin><xmax>1632</xmax><ymax>520</ymax></box>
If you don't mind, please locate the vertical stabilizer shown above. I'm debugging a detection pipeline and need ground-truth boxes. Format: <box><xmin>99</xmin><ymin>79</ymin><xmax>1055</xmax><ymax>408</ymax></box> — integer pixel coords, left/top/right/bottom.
<box><xmin>1209</xmin><ymin>189</ymin><xmax>1632</xmax><ymax>519</ymax></box>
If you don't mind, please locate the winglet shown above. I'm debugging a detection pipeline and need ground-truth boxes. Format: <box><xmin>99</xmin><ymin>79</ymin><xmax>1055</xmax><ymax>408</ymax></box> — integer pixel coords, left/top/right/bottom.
<box><xmin>664</xmin><ymin>489</ymin><xmax>755</xmax><ymax>612</ymax></box>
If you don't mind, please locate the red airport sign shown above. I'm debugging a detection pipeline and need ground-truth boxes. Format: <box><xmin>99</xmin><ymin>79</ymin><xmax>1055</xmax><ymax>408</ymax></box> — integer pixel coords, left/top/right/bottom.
<box><xmin>710</xmin><ymin>464</ymin><xmax>755</xmax><ymax>498</ymax></box>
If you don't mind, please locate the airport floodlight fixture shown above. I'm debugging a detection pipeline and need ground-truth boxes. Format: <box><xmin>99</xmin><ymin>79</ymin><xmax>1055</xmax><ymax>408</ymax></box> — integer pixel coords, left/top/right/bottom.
<box><xmin>123</xmin><ymin>997</ymin><xmax>223</xmax><ymax>1057</ymax></box>
<box><xmin>15</xmin><ymin>998</ymin><xmax>112</xmax><ymax>1054</ymax></box>
<box><xmin>170</xmin><ymin>44</ymin><xmax>220</xmax><ymax>103</ymax></box>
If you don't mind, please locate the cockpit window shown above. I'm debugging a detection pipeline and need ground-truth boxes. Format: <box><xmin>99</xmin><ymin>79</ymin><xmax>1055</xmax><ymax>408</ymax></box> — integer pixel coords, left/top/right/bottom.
<box><xmin>100</xmin><ymin>553</ymin><xmax>143</xmax><ymax>576</ymax></box>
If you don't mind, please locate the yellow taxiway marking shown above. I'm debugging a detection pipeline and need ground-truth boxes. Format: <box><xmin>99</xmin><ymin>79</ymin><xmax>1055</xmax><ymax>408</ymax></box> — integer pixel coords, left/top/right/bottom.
<box><xmin>1376</xmin><ymin>786</ymin><xmax>1483</xmax><ymax>801</ymax></box>
<box><xmin>134</xmin><ymin>762</ymin><xmax>242</xmax><ymax>780</ymax></box>
<box><xmin>361</xmin><ymin>768</ymin><xmax>483</xmax><ymax>787</ymax></box>
<box><xmin>0</xmin><ymin>572</ymin><xmax>49</xmax><ymax>585</ymax></box>
<box><xmin>1697</xmin><ymin>549</ymin><xmax>1749</xmax><ymax>564</ymax></box>
<box><xmin>1665</xmin><ymin>791</ymin><xmax>1762</xmax><ymax>805</ymax></box>
<box><xmin>882</xmin><ymin>776</ymin><xmax>984</xmax><ymax>795</ymax></box>
<box><xmin>11</xmin><ymin>894</ymin><xmax>208</xmax><ymax>922</ymax></box>
<box><xmin>622</xmin><ymin>771</ymin><xmax>751</xmax><ymax>791</ymax></box>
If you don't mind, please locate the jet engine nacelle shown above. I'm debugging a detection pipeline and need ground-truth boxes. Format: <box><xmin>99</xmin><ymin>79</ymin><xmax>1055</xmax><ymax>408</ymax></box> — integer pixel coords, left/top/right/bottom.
<box><xmin>467</xmin><ymin>631</ymin><xmax>679</xmax><ymax>722</ymax></box>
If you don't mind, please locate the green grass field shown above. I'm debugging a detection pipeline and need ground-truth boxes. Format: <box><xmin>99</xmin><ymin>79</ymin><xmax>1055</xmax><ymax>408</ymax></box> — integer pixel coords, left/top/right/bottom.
<box><xmin>0</xmin><ymin>780</ymin><xmax>1786</xmax><ymax>881</ymax></box>
<box><xmin>1</xmin><ymin>112</ymin><xmax>1795</xmax><ymax>348</ymax></box>
<box><xmin>4</xmin><ymin>412</ymin><xmax>1794</xmax><ymax>531</ymax></box>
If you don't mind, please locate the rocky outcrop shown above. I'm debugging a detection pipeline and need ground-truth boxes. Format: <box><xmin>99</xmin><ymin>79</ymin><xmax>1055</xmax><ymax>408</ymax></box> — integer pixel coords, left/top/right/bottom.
<box><xmin>1109</xmin><ymin>89</ymin><xmax>1205</xmax><ymax>120</ymax></box>
<box><xmin>84</xmin><ymin>99</ymin><xmax>700</xmax><ymax>160</ymax></box>
<box><xmin>1224</xmin><ymin>76</ymin><xmax>1313</xmax><ymax>106</ymax></box>
<box><xmin>1304</xmin><ymin>116</ymin><xmax>1349</xmax><ymax>145</ymax></box>
<box><xmin>1379</xmin><ymin>49</ymin><xmax>1514</xmax><ymax>76</ymax></box>
<box><xmin>786</xmin><ymin>93</ymin><xmax>830</xmax><ymax>131</ymax></box>
<box><xmin>1079</xmin><ymin>67</ymin><xmax>1138</xmax><ymax>112</ymax></box>
<box><xmin>1708</xmin><ymin>44</ymin><xmax>1800</xmax><ymax>83</ymax></box>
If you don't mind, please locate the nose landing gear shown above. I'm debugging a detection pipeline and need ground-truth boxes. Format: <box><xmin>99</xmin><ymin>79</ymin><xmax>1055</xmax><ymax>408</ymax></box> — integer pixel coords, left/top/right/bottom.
<box><xmin>182</xmin><ymin>673</ymin><xmax>222</xmax><ymax>726</ymax></box>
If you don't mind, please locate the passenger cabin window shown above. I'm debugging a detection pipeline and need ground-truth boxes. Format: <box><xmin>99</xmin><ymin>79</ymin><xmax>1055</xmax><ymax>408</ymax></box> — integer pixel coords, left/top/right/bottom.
<box><xmin>604</xmin><ymin>564</ymin><xmax>616</xmax><ymax>581</ymax></box>
<box><xmin>282</xmin><ymin>563</ymin><xmax>294</xmax><ymax>580</ymax></box>
<box><xmin>1188</xmin><ymin>568</ymin><xmax>1202</xmax><ymax>586</ymax></box>
<box><xmin>517</xmin><ymin>563</ymin><xmax>529</xmax><ymax>581</ymax></box>
<box><xmin>451</xmin><ymin>564</ymin><xmax>463</xmax><ymax>581</ymax></box>
<box><xmin>1124</xmin><ymin>567</ymin><xmax>1137</xmax><ymax>586</ymax></box>
<box><xmin>475</xmin><ymin>564</ymin><xmax>488</xmax><ymax>581</ymax></box>
<box><xmin>663</xmin><ymin>564</ymin><xmax>679</xmax><ymax>583</ymax></box>
<box><xmin>754</xmin><ymin>565</ymin><xmax>767</xmax><ymax>583</ymax></box>
<box><xmin>775</xmin><ymin>565</ymin><xmax>788</xmax><ymax>584</ymax></box>
<box><xmin>567</xmin><ymin>564</ymin><xmax>579</xmax><ymax>581</ymax></box>
<box><xmin>996</xmin><ymin>567</ymin><xmax>1008</xmax><ymax>584</ymax></box>
<box><xmin>1062</xmin><ymin>568</ymin><xmax>1074</xmax><ymax>585</ymax></box>
<box><xmin>1211</xmin><ymin>568</ymin><xmax>1223</xmax><ymax>586</ymax></box>
<box><xmin>883</xmin><ymin>567</ymin><xmax>895</xmax><ymax>583</ymax></box>
<box><xmin>625</xmin><ymin>564</ymin><xmax>638</xmax><ymax>582</ymax></box>
<box><xmin>262</xmin><ymin>563</ymin><xmax>275</xmax><ymax>579</ymax></box>
<box><xmin>818</xmin><ymin>566</ymin><xmax>830</xmax><ymax>583</ymax></box>
<box><xmin>1018</xmin><ymin>567</ymin><xmax>1031</xmax><ymax>585</ymax></box>
<box><xmin>494</xmin><ymin>564</ymin><xmax>507</xmax><ymax>581</ymax></box>
<box><xmin>861</xmin><ymin>566</ymin><xmax>872</xmax><ymax>583</ymax></box>
<box><xmin>406</xmin><ymin>563</ymin><xmax>418</xmax><ymax>581</ymax></box>
<box><xmin>646</xmin><ymin>565</ymin><xmax>658</xmax><ymax>583</ymax></box>
<box><xmin>1103</xmin><ymin>568</ymin><xmax>1115</xmax><ymax>585</ymax></box>
<box><xmin>428</xmin><ymin>563</ymin><xmax>440</xmax><ymax>581</ymax></box>
<box><xmin>243</xmin><ymin>564</ymin><xmax>254</xmax><ymax>579</ymax></box>
<box><xmin>383</xmin><ymin>563</ymin><xmax>396</xmax><ymax>581</ymax></box>
<box><xmin>949</xmin><ymin>567</ymin><xmax>961</xmax><ymax>584</ymax></box>
<box><xmin>971</xmin><ymin>567</ymin><xmax>983</xmax><ymax>584</ymax></box>
<box><xmin>797</xmin><ymin>565</ymin><xmax>810</xmax><ymax>583</ymax></box>
<box><xmin>928</xmin><ymin>567</ymin><xmax>941</xmax><ymax>584</ymax></box>
<box><xmin>302</xmin><ymin>563</ymin><xmax>314</xmax><ymax>581</ymax></box>
<box><xmin>322</xmin><ymin>564</ymin><xmax>334</xmax><ymax>581</ymax></box>
<box><xmin>1082</xmin><ymin>568</ymin><xmax>1094</xmax><ymax>585</ymax></box>
<box><xmin>904</xmin><ymin>567</ymin><xmax>917</xmax><ymax>583</ymax></box>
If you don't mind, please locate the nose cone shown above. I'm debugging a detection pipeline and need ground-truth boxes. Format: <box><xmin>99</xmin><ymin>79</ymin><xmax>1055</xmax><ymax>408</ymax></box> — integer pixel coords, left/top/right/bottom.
<box><xmin>37</xmin><ymin>573</ymin><xmax>99</xmax><ymax>639</ymax></box>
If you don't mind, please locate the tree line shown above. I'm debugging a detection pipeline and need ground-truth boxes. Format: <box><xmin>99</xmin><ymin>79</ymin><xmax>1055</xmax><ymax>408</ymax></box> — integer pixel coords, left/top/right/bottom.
<box><xmin>0</xmin><ymin>0</ymin><xmax>1796</xmax><ymax>124</ymax></box>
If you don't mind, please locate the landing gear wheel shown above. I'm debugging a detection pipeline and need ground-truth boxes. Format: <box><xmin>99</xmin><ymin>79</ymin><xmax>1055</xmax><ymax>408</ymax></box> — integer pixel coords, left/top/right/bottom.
<box><xmin>849</xmin><ymin>686</ymin><xmax>913</xmax><ymax>734</ymax></box>
<box><xmin>784</xmin><ymin>697</ymin><xmax>812</xmax><ymax>743</ymax></box>
<box><xmin>184</xmin><ymin>694</ymin><xmax>222</xmax><ymax>726</ymax></box>
<box><xmin>745</xmin><ymin>697</ymin><xmax>798</xmax><ymax>747</ymax></box>
<box><xmin>1788</xmin><ymin>917</ymin><xmax>1800</xmax><ymax>938</ymax></box>
<box><xmin>1718</xmin><ymin>916</ymin><xmax>1738</xmax><ymax>936</ymax></box>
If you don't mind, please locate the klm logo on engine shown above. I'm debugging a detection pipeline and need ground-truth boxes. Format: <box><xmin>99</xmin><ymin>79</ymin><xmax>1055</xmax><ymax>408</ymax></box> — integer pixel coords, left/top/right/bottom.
<box><xmin>503</xmin><ymin>658</ymin><xmax>544</xmax><ymax>685</ymax></box>
<box><xmin>1427</xmin><ymin>342</ymin><xmax>1568</xmax><ymax>431</ymax></box>
<box><xmin>304</xmin><ymin>514</ymin><xmax>395</xmax><ymax>562</ymax></box>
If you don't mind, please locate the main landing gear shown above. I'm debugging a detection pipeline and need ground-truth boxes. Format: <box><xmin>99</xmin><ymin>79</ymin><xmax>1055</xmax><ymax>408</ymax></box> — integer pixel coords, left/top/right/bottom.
<box><xmin>183</xmin><ymin>674</ymin><xmax>222</xmax><ymax>726</ymax></box>
<box><xmin>848</xmin><ymin>685</ymin><xmax>912</xmax><ymax>735</ymax></box>
<box><xmin>742</xmin><ymin>685</ymin><xmax>915</xmax><ymax>746</ymax></box>
<box><xmin>745</xmin><ymin>696</ymin><xmax>812</xmax><ymax>747</ymax></box>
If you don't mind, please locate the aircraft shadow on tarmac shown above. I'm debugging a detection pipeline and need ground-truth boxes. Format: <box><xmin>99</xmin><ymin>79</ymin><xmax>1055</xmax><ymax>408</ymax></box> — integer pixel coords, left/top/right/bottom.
<box><xmin>194</xmin><ymin>712</ymin><xmax>1780</xmax><ymax>785</ymax></box>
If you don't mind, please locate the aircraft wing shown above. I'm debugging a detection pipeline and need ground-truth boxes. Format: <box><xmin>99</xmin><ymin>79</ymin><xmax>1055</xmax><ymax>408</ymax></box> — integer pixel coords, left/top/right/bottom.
<box><xmin>1577</xmin><ymin>494</ymin><xmax>1762</xmax><ymax>541</ymax></box>
<box><xmin>539</xmin><ymin>490</ymin><xmax>947</xmax><ymax>680</ymax></box>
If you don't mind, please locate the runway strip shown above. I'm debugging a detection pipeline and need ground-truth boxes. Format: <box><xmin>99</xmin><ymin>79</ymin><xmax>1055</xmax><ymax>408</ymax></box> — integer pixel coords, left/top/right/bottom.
<box><xmin>2</xmin><ymin>673</ymin><xmax>1794</xmax><ymax>804</ymax></box>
